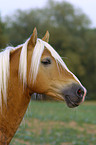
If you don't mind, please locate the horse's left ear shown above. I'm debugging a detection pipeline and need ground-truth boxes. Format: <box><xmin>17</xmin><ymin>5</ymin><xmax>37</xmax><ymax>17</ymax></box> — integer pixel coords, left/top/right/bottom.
<box><xmin>28</xmin><ymin>27</ymin><xmax>37</xmax><ymax>47</ymax></box>
<box><xmin>42</xmin><ymin>31</ymin><xmax>50</xmax><ymax>43</ymax></box>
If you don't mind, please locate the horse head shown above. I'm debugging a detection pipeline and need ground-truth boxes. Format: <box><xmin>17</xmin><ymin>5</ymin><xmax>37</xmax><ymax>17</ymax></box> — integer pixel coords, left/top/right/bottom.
<box><xmin>24</xmin><ymin>28</ymin><xmax>87</xmax><ymax>108</ymax></box>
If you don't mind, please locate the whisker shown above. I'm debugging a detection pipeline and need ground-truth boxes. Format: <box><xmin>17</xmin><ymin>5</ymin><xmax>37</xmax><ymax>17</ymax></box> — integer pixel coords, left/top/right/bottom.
<box><xmin>61</xmin><ymin>56</ymin><xmax>68</xmax><ymax>60</ymax></box>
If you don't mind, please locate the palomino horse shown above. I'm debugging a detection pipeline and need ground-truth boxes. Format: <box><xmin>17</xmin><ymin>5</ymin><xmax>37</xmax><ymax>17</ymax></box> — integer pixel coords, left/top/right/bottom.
<box><xmin>0</xmin><ymin>28</ymin><xmax>86</xmax><ymax>144</ymax></box>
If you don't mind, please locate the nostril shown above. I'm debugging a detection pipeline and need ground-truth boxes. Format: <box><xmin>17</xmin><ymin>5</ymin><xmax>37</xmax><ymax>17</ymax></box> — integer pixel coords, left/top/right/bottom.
<box><xmin>77</xmin><ymin>88</ymin><xmax>84</xmax><ymax>98</ymax></box>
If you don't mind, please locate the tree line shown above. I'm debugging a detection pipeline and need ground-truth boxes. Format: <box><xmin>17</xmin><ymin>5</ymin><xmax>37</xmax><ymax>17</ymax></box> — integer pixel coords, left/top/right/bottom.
<box><xmin>0</xmin><ymin>0</ymin><xmax>96</xmax><ymax>100</ymax></box>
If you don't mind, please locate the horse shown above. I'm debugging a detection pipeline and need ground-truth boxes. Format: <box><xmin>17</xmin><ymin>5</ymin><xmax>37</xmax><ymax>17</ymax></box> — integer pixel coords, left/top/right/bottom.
<box><xmin>0</xmin><ymin>28</ymin><xmax>87</xmax><ymax>144</ymax></box>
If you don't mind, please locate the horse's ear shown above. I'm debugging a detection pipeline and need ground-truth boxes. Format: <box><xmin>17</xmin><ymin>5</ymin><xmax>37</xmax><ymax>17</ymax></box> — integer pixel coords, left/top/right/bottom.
<box><xmin>28</xmin><ymin>27</ymin><xmax>37</xmax><ymax>47</ymax></box>
<box><xmin>42</xmin><ymin>31</ymin><xmax>50</xmax><ymax>43</ymax></box>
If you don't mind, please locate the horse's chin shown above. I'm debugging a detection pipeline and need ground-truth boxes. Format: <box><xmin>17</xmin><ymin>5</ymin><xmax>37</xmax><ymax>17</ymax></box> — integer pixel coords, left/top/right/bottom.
<box><xmin>49</xmin><ymin>95</ymin><xmax>80</xmax><ymax>108</ymax></box>
<box><xmin>64</xmin><ymin>95</ymin><xmax>80</xmax><ymax>108</ymax></box>
<box><xmin>44</xmin><ymin>94</ymin><xmax>80</xmax><ymax>108</ymax></box>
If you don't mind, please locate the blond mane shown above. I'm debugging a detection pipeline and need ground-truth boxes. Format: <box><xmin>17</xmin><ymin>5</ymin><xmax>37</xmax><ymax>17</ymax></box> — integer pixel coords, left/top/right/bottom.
<box><xmin>0</xmin><ymin>38</ymin><xmax>81</xmax><ymax>110</ymax></box>
<box><xmin>0</xmin><ymin>47</ymin><xmax>13</xmax><ymax>111</ymax></box>
<box><xmin>0</xmin><ymin>39</ymin><xmax>29</xmax><ymax>110</ymax></box>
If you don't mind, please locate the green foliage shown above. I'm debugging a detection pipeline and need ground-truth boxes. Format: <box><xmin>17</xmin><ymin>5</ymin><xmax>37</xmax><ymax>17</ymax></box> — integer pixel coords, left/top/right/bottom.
<box><xmin>0</xmin><ymin>16</ymin><xmax>8</xmax><ymax>49</ymax></box>
<box><xmin>11</xmin><ymin>101</ymin><xmax>96</xmax><ymax>145</ymax></box>
<box><xmin>0</xmin><ymin>0</ymin><xmax>96</xmax><ymax>99</ymax></box>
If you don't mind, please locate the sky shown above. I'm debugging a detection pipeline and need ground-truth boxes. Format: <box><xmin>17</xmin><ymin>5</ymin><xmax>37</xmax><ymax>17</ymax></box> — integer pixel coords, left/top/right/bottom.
<box><xmin>0</xmin><ymin>0</ymin><xmax>96</xmax><ymax>28</ymax></box>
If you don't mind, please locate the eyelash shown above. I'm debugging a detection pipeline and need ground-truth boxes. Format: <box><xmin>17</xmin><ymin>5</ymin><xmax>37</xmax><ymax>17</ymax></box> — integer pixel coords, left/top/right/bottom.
<box><xmin>41</xmin><ymin>58</ymin><xmax>51</xmax><ymax>65</ymax></box>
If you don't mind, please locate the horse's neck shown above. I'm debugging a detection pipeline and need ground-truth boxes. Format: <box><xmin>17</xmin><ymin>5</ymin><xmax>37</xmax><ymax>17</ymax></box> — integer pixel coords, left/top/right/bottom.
<box><xmin>0</xmin><ymin>48</ymin><xmax>31</xmax><ymax>144</ymax></box>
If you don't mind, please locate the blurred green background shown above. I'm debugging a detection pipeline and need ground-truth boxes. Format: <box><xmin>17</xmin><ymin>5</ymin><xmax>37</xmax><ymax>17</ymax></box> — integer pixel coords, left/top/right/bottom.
<box><xmin>0</xmin><ymin>0</ymin><xmax>96</xmax><ymax>99</ymax></box>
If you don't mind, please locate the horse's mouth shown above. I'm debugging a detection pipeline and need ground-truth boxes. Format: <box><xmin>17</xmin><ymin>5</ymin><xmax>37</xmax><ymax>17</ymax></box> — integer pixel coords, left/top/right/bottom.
<box><xmin>61</xmin><ymin>83</ymin><xmax>86</xmax><ymax>108</ymax></box>
<box><xmin>64</xmin><ymin>95</ymin><xmax>79</xmax><ymax>108</ymax></box>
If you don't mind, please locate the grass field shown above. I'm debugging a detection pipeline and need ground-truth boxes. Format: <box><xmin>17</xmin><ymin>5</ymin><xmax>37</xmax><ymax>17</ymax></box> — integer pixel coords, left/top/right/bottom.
<box><xmin>11</xmin><ymin>101</ymin><xmax>96</xmax><ymax>145</ymax></box>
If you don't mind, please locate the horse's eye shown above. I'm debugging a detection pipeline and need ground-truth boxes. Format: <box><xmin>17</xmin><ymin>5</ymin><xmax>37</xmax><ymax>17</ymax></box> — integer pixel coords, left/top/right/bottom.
<box><xmin>41</xmin><ymin>58</ymin><xmax>51</xmax><ymax>65</ymax></box>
